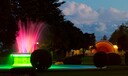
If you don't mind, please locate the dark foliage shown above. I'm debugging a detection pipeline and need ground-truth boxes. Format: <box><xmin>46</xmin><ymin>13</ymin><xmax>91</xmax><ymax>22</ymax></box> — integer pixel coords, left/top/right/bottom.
<box><xmin>11</xmin><ymin>0</ymin><xmax>88</xmax><ymax>52</ymax></box>
<box><xmin>117</xmin><ymin>35</ymin><xmax>128</xmax><ymax>51</ymax></box>
<box><xmin>30</xmin><ymin>49</ymin><xmax>52</xmax><ymax>71</ymax></box>
<box><xmin>93</xmin><ymin>52</ymin><xmax>107</xmax><ymax>68</ymax></box>
<box><xmin>0</xmin><ymin>0</ymin><xmax>18</xmax><ymax>50</ymax></box>
<box><xmin>84</xmin><ymin>33</ymin><xmax>96</xmax><ymax>50</ymax></box>
<box><xmin>107</xmin><ymin>53</ymin><xmax>121</xmax><ymax>65</ymax></box>
<box><xmin>63</xmin><ymin>54</ymin><xmax>82</xmax><ymax>65</ymax></box>
<box><xmin>56</xmin><ymin>49</ymin><xmax>66</xmax><ymax>59</ymax></box>
<box><xmin>125</xmin><ymin>52</ymin><xmax>128</xmax><ymax>65</ymax></box>
<box><xmin>109</xmin><ymin>24</ymin><xmax>128</xmax><ymax>51</ymax></box>
<box><xmin>11</xmin><ymin>0</ymin><xmax>65</xmax><ymax>23</ymax></box>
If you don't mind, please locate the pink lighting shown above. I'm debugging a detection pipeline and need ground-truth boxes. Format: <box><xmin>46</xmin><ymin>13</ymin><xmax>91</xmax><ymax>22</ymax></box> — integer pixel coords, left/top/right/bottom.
<box><xmin>15</xmin><ymin>20</ymin><xmax>44</xmax><ymax>53</ymax></box>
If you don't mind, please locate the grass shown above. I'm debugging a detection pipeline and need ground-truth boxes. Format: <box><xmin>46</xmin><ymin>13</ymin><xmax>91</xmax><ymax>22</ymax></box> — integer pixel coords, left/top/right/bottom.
<box><xmin>82</xmin><ymin>56</ymin><xmax>94</xmax><ymax>64</ymax></box>
<box><xmin>82</xmin><ymin>55</ymin><xmax>126</xmax><ymax>65</ymax></box>
<box><xmin>1</xmin><ymin>56</ymin><xmax>128</xmax><ymax>76</ymax></box>
<box><xmin>37</xmin><ymin>65</ymin><xmax>128</xmax><ymax>76</ymax></box>
<box><xmin>7</xmin><ymin>65</ymin><xmax>128</xmax><ymax>76</ymax></box>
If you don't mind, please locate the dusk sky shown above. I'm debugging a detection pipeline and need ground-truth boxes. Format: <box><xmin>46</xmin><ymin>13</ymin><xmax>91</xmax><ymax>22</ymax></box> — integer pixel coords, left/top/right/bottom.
<box><xmin>59</xmin><ymin>0</ymin><xmax>128</xmax><ymax>41</ymax></box>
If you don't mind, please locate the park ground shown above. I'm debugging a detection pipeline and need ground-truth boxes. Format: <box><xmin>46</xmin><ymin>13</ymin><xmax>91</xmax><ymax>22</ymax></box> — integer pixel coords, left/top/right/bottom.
<box><xmin>0</xmin><ymin>65</ymin><xmax>128</xmax><ymax>76</ymax></box>
<box><xmin>0</xmin><ymin>56</ymin><xmax>128</xmax><ymax>76</ymax></box>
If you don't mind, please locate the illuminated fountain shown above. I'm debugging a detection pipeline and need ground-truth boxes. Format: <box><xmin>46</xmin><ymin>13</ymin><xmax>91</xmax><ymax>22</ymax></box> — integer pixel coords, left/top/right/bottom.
<box><xmin>11</xmin><ymin>20</ymin><xmax>44</xmax><ymax>66</ymax></box>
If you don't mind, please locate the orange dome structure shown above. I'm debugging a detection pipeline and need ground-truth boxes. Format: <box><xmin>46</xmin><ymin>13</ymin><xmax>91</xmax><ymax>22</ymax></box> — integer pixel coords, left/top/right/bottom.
<box><xmin>95</xmin><ymin>40</ymin><xmax>115</xmax><ymax>53</ymax></box>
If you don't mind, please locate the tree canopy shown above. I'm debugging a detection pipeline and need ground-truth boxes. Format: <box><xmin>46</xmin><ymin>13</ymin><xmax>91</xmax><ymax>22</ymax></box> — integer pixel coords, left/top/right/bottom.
<box><xmin>0</xmin><ymin>0</ymin><xmax>96</xmax><ymax>57</ymax></box>
<box><xmin>0</xmin><ymin>0</ymin><xmax>18</xmax><ymax>49</ymax></box>
<box><xmin>109</xmin><ymin>23</ymin><xmax>128</xmax><ymax>51</ymax></box>
<box><xmin>83</xmin><ymin>33</ymin><xmax>96</xmax><ymax>50</ymax></box>
<box><xmin>0</xmin><ymin>0</ymin><xmax>18</xmax><ymax>56</ymax></box>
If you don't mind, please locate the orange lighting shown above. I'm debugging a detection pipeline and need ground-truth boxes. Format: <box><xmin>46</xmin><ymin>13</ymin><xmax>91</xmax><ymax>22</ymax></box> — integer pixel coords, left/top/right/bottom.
<box><xmin>95</xmin><ymin>40</ymin><xmax>114</xmax><ymax>53</ymax></box>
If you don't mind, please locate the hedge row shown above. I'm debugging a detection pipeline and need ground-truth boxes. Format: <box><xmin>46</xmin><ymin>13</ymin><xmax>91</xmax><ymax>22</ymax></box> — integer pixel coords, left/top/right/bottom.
<box><xmin>93</xmin><ymin>52</ymin><xmax>121</xmax><ymax>68</ymax></box>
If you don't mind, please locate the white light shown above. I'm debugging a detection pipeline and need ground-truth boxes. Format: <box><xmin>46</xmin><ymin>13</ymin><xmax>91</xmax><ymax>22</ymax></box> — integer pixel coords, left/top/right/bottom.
<box><xmin>12</xmin><ymin>54</ymin><xmax>31</xmax><ymax>57</ymax></box>
<box><xmin>113</xmin><ymin>45</ymin><xmax>118</xmax><ymax>49</ymax></box>
<box><xmin>36</xmin><ymin>42</ymin><xmax>39</xmax><ymax>44</ymax></box>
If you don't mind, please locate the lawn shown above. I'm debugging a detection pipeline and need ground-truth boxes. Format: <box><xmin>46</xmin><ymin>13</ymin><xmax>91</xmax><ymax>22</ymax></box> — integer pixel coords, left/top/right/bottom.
<box><xmin>7</xmin><ymin>65</ymin><xmax>128</xmax><ymax>76</ymax></box>
<box><xmin>37</xmin><ymin>65</ymin><xmax>128</xmax><ymax>76</ymax></box>
<box><xmin>0</xmin><ymin>56</ymin><xmax>128</xmax><ymax>76</ymax></box>
<box><xmin>82</xmin><ymin>55</ymin><xmax>126</xmax><ymax>65</ymax></box>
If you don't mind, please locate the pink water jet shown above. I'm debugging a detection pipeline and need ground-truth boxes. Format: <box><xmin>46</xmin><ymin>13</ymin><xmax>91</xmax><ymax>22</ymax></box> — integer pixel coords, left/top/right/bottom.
<box><xmin>15</xmin><ymin>20</ymin><xmax>44</xmax><ymax>53</ymax></box>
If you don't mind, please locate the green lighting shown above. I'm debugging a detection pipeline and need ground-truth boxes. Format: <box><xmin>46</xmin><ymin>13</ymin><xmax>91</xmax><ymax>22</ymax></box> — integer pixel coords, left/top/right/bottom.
<box><xmin>11</xmin><ymin>54</ymin><xmax>31</xmax><ymax>66</ymax></box>
<box><xmin>12</xmin><ymin>54</ymin><xmax>31</xmax><ymax>57</ymax></box>
<box><xmin>0</xmin><ymin>65</ymin><xmax>13</xmax><ymax>70</ymax></box>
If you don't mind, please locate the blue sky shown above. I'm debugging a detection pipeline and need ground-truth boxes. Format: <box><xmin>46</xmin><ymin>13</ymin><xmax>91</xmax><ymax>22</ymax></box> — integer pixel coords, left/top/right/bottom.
<box><xmin>71</xmin><ymin>0</ymin><xmax>128</xmax><ymax>11</ymax></box>
<box><xmin>59</xmin><ymin>0</ymin><xmax>128</xmax><ymax>41</ymax></box>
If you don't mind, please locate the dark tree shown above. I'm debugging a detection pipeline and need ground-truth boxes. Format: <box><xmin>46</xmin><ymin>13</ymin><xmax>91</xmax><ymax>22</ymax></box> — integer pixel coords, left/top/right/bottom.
<box><xmin>63</xmin><ymin>21</ymin><xmax>84</xmax><ymax>50</ymax></box>
<box><xmin>0</xmin><ymin>0</ymin><xmax>18</xmax><ymax>55</ymax></box>
<box><xmin>109</xmin><ymin>24</ymin><xmax>123</xmax><ymax>44</ymax></box>
<box><xmin>11</xmin><ymin>0</ymin><xmax>65</xmax><ymax>22</ymax></box>
<box><xmin>11</xmin><ymin>0</ymin><xmax>86</xmax><ymax>59</ymax></box>
<box><xmin>109</xmin><ymin>23</ymin><xmax>128</xmax><ymax>51</ymax></box>
<box><xmin>11</xmin><ymin>0</ymin><xmax>66</xmax><ymax>49</ymax></box>
<box><xmin>117</xmin><ymin>35</ymin><xmax>128</xmax><ymax>51</ymax></box>
<box><xmin>101</xmin><ymin>35</ymin><xmax>108</xmax><ymax>40</ymax></box>
<box><xmin>83</xmin><ymin>33</ymin><xmax>96</xmax><ymax>50</ymax></box>
<box><xmin>109</xmin><ymin>30</ymin><xmax>118</xmax><ymax>44</ymax></box>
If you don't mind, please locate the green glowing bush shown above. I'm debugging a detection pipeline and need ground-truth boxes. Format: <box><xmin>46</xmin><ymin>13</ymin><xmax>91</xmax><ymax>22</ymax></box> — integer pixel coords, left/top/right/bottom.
<box><xmin>93</xmin><ymin>52</ymin><xmax>107</xmax><ymax>68</ymax></box>
<box><xmin>107</xmin><ymin>53</ymin><xmax>121</xmax><ymax>65</ymax></box>
<box><xmin>30</xmin><ymin>49</ymin><xmax>52</xmax><ymax>71</ymax></box>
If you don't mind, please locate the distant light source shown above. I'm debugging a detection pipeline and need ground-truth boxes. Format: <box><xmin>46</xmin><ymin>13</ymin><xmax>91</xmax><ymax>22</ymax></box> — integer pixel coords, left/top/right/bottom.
<box><xmin>113</xmin><ymin>45</ymin><xmax>118</xmax><ymax>53</ymax></box>
<box><xmin>36</xmin><ymin>42</ymin><xmax>39</xmax><ymax>44</ymax></box>
<box><xmin>113</xmin><ymin>45</ymin><xmax>118</xmax><ymax>49</ymax></box>
<box><xmin>11</xmin><ymin>54</ymin><xmax>31</xmax><ymax>66</ymax></box>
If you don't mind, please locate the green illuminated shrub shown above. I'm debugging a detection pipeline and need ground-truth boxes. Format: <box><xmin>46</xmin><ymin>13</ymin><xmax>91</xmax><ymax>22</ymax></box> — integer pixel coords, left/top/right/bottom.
<box><xmin>30</xmin><ymin>49</ymin><xmax>52</xmax><ymax>71</ymax></box>
<box><xmin>107</xmin><ymin>53</ymin><xmax>121</xmax><ymax>65</ymax></box>
<box><xmin>93</xmin><ymin>52</ymin><xmax>107</xmax><ymax>68</ymax></box>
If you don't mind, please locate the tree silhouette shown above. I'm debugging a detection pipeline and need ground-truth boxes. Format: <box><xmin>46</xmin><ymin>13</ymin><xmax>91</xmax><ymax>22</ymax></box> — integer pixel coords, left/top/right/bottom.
<box><xmin>11</xmin><ymin>0</ymin><xmax>65</xmax><ymax>22</ymax></box>
<box><xmin>0</xmin><ymin>0</ymin><xmax>18</xmax><ymax>55</ymax></box>
<box><xmin>3</xmin><ymin>0</ymin><xmax>88</xmax><ymax>58</ymax></box>
<box><xmin>101</xmin><ymin>35</ymin><xmax>107</xmax><ymax>40</ymax></box>
<box><xmin>83</xmin><ymin>33</ymin><xmax>96</xmax><ymax>50</ymax></box>
<box><xmin>109</xmin><ymin>23</ymin><xmax>128</xmax><ymax>51</ymax></box>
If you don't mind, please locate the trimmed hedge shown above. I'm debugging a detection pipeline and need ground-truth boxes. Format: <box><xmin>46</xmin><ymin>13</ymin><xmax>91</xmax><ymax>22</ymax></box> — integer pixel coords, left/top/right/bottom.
<box><xmin>93</xmin><ymin>52</ymin><xmax>122</xmax><ymax>68</ymax></box>
<box><xmin>30</xmin><ymin>49</ymin><xmax>52</xmax><ymax>71</ymax></box>
<box><xmin>93</xmin><ymin>52</ymin><xmax>107</xmax><ymax>68</ymax></box>
<box><xmin>125</xmin><ymin>52</ymin><xmax>128</xmax><ymax>65</ymax></box>
<box><xmin>63</xmin><ymin>54</ymin><xmax>82</xmax><ymax>65</ymax></box>
<box><xmin>107</xmin><ymin>53</ymin><xmax>121</xmax><ymax>65</ymax></box>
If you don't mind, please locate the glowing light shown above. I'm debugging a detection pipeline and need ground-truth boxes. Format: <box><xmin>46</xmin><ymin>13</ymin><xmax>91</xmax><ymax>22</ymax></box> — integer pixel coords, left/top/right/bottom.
<box><xmin>11</xmin><ymin>54</ymin><xmax>31</xmax><ymax>66</ymax></box>
<box><xmin>113</xmin><ymin>45</ymin><xmax>118</xmax><ymax>53</ymax></box>
<box><xmin>36</xmin><ymin>42</ymin><xmax>39</xmax><ymax>44</ymax></box>
<box><xmin>113</xmin><ymin>45</ymin><xmax>118</xmax><ymax>49</ymax></box>
<box><xmin>95</xmin><ymin>40</ymin><xmax>114</xmax><ymax>53</ymax></box>
<box><xmin>15</xmin><ymin>20</ymin><xmax>44</xmax><ymax>53</ymax></box>
<box><xmin>0</xmin><ymin>65</ymin><xmax>96</xmax><ymax>70</ymax></box>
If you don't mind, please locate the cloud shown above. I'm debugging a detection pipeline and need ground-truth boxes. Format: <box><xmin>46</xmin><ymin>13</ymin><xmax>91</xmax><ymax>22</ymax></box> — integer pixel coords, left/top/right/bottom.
<box><xmin>95</xmin><ymin>22</ymin><xmax>107</xmax><ymax>32</ymax></box>
<box><xmin>60</xmin><ymin>1</ymin><xmax>99</xmax><ymax>25</ymax></box>
<box><xmin>98</xmin><ymin>8</ymin><xmax>128</xmax><ymax>24</ymax></box>
<box><xmin>60</xmin><ymin>1</ymin><xmax>128</xmax><ymax>40</ymax></box>
<box><xmin>59</xmin><ymin>0</ymin><xmax>64</xmax><ymax>2</ymax></box>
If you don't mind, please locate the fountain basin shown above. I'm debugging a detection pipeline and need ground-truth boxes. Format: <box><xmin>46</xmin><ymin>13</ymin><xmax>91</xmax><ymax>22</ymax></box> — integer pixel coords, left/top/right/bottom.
<box><xmin>11</xmin><ymin>54</ymin><xmax>31</xmax><ymax>66</ymax></box>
